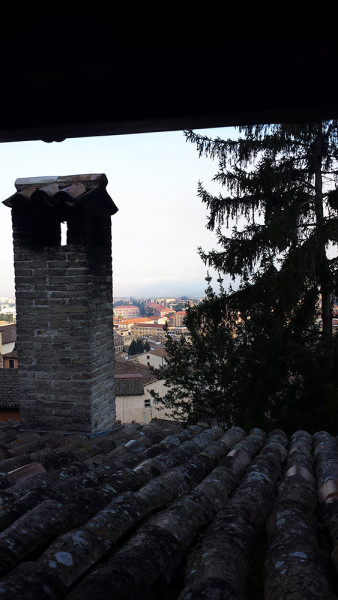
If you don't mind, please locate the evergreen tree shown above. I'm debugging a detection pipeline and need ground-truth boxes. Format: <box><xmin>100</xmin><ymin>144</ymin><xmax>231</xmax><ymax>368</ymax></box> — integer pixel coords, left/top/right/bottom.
<box><xmin>150</xmin><ymin>276</ymin><xmax>254</xmax><ymax>428</ymax></box>
<box><xmin>129</xmin><ymin>338</ymin><xmax>146</xmax><ymax>355</ymax></box>
<box><xmin>130</xmin><ymin>298</ymin><xmax>147</xmax><ymax>316</ymax></box>
<box><xmin>152</xmin><ymin>122</ymin><xmax>338</xmax><ymax>433</ymax></box>
<box><xmin>136</xmin><ymin>337</ymin><xmax>145</xmax><ymax>353</ymax></box>
<box><xmin>146</xmin><ymin>305</ymin><xmax>155</xmax><ymax>317</ymax></box>
<box><xmin>128</xmin><ymin>340</ymin><xmax>138</xmax><ymax>355</ymax></box>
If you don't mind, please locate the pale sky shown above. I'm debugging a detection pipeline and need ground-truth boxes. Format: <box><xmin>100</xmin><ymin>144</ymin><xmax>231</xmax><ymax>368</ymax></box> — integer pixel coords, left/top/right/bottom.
<box><xmin>0</xmin><ymin>127</ymin><xmax>236</xmax><ymax>299</ymax></box>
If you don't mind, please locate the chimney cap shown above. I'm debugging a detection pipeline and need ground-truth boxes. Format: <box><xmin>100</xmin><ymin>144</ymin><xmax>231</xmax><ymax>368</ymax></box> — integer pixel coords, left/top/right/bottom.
<box><xmin>3</xmin><ymin>173</ymin><xmax>118</xmax><ymax>215</ymax></box>
<box><xmin>14</xmin><ymin>174</ymin><xmax>108</xmax><ymax>191</ymax></box>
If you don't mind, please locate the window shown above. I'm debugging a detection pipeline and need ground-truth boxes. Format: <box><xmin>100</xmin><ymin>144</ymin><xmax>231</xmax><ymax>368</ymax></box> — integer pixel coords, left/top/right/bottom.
<box><xmin>144</xmin><ymin>399</ymin><xmax>151</xmax><ymax>407</ymax></box>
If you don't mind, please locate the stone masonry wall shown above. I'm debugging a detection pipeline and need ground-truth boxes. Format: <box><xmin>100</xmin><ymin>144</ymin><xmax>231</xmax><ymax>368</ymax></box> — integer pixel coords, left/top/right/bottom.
<box><xmin>13</xmin><ymin>240</ymin><xmax>115</xmax><ymax>433</ymax></box>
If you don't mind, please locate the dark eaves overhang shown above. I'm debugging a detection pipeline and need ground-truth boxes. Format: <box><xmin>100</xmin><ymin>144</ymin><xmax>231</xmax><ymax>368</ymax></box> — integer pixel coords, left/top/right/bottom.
<box><xmin>1</xmin><ymin>18</ymin><xmax>338</xmax><ymax>144</ymax></box>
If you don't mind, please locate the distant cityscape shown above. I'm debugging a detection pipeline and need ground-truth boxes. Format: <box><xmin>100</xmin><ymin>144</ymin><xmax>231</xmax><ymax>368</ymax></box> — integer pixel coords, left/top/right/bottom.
<box><xmin>0</xmin><ymin>293</ymin><xmax>203</xmax><ymax>424</ymax></box>
<box><xmin>0</xmin><ymin>293</ymin><xmax>204</xmax><ymax>362</ymax></box>
<box><xmin>0</xmin><ymin>297</ymin><xmax>15</xmax><ymax>305</ymax></box>
<box><xmin>0</xmin><ymin>290</ymin><xmax>199</xmax><ymax>339</ymax></box>
<box><xmin>113</xmin><ymin>296</ymin><xmax>203</xmax><ymax>305</ymax></box>
<box><xmin>0</xmin><ymin>297</ymin><xmax>16</xmax><ymax>322</ymax></box>
<box><xmin>2</xmin><ymin>293</ymin><xmax>338</xmax><ymax>335</ymax></box>
<box><xmin>1</xmin><ymin>293</ymin><xmax>338</xmax><ymax>427</ymax></box>
<box><xmin>113</xmin><ymin>296</ymin><xmax>203</xmax><ymax>352</ymax></box>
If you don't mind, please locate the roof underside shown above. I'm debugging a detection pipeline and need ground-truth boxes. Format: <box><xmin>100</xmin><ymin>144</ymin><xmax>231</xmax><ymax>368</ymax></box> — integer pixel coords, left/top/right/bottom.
<box><xmin>1</xmin><ymin>21</ymin><xmax>338</xmax><ymax>143</ymax></box>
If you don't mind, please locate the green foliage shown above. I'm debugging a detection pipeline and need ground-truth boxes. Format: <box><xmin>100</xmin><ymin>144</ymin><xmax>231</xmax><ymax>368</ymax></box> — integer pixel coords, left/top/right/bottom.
<box><xmin>128</xmin><ymin>340</ymin><xmax>138</xmax><ymax>355</ymax></box>
<box><xmin>151</xmin><ymin>122</ymin><xmax>338</xmax><ymax>433</ymax></box>
<box><xmin>0</xmin><ymin>313</ymin><xmax>14</xmax><ymax>323</ymax></box>
<box><xmin>128</xmin><ymin>337</ymin><xmax>147</xmax><ymax>355</ymax></box>
<box><xmin>150</xmin><ymin>278</ymin><xmax>250</xmax><ymax>427</ymax></box>
<box><xmin>130</xmin><ymin>298</ymin><xmax>148</xmax><ymax>316</ymax></box>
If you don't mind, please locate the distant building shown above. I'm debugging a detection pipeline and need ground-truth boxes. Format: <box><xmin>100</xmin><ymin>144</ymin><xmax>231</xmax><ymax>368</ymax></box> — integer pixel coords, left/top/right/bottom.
<box><xmin>114</xmin><ymin>359</ymin><xmax>174</xmax><ymax>425</ymax></box>
<box><xmin>145</xmin><ymin>302</ymin><xmax>173</xmax><ymax>318</ymax></box>
<box><xmin>136</xmin><ymin>347</ymin><xmax>168</xmax><ymax>369</ymax></box>
<box><xmin>114</xmin><ymin>317</ymin><xmax>165</xmax><ymax>345</ymax></box>
<box><xmin>113</xmin><ymin>334</ymin><xmax>124</xmax><ymax>355</ymax></box>
<box><xmin>116</xmin><ymin>317</ymin><xmax>157</xmax><ymax>328</ymax></box>
<box><xmin>2</xmin><ymin>350</ymin><xmax>18</xmax><ymax>369</ymax></box>
<box><xmin>0</xmin><ymin>324</ymin><xmax>19</xmax><ymax>409</ymax></box>
<box><xmin>174</xmin><ymin>310</ymin><xmax>187</xmax><ymax>327</ymax></box>
<box><xmin>0</xmin><ymin>324</ymin><xmax>17</xmax><ymax>367</ymax></box>
<box><xmin>113</xmin><ymin>305</ymin><xmax>140</xmax><ymax>317</ymax></box>
<box><xmin>131</xmin><ymin>322</ymin><xmax>166</xmax><ymax>339</ymax></box>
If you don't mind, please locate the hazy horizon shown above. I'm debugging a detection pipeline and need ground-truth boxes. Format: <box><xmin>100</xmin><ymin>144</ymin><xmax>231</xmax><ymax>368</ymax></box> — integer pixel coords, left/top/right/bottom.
<box><xmin>0</xmin><ymin>269</ymin><xmax>226</xmax><ymax>301</ymax></box>
<box><xmin>0</xmin><ymin>127</ymin><xmax>236</xmax><ymax>300</ymax></box>
<box><xmin>0</xmin><ymin>280</ymin><xmax>216</xmax><ymax>302</ymax></box>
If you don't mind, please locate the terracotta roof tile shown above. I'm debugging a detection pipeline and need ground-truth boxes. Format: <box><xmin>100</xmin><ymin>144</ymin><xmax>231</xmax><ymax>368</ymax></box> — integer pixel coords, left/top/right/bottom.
<box><xmin>8</xmin><ymin>462</ymin><xmax>46</xmax><ymax>485</ymax></box>
<box><xmin>0</xmin><ymin>420</ymin><xmax>337</xmax><ymax>598</ymax></box>
<box><xmin>114</xmin><ymin>359</ymin><xmax>156</xmax><ymax>386</ymax></box>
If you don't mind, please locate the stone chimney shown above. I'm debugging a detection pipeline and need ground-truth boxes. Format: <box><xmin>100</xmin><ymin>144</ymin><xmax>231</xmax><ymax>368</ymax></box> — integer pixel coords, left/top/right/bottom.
<box><xmin>3</xmin><ymin>174</ymin><xmax>118</xmax><ymax>434</ymax></box>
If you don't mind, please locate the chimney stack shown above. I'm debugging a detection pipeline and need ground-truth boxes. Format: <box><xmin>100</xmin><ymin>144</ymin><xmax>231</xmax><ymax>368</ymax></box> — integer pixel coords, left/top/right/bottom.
<box><xmin>3</xmin><ymin>174</ymin><xmax>118</xmax><ymax>434</ymax></box>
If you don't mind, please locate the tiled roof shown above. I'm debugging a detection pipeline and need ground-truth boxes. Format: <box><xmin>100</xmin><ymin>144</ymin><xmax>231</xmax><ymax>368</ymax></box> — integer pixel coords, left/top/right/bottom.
<box><xmin>133</xmin><ymin>323</ymin><xmax>165</xmax><ymax>329</ymax></box>
<box><xmin>2</xmin><ymin>174</ymin><xmax>118</xmax><ymax>216</ymax></box>
<box><xmin>114</xmin><ymin>359</ymin><xmax>156</xmax><ymax>386</ymax></box>
<box><xmin>149</xmin><ymin>347</ymin><xmax>168</xmax><ymax>358</ymax></box>
<box><xmin>146</xmin><ymin>302</ymin><xmax>172</xmax><ymax>313</ymax></box>
<box><xmin>0</xmin><ymin>324</ymin><xmax>16</xmax><ymax>345</ymax></box>
<box><xmin>114</xmin><ymin>306</ymin><xmax>139</xmax><ymax>310</ymax></box>
<box><xmin>117</xmin><ymin>318</ymin><xmax>156</xmax><ymax>325</ymax></box>
<box><xmin>0</xmin><ymin>420</ymin><xmax>338</xmax><ymax>598</ymax></box>
<box><xmin>115</xmin><ymin>374</ymin><xmax>143</xmax><ymax>379</ymax></box>
<box><xmin>2</xmin><ymin>350</ymin><xmax>18</xmax><ymax>358</ymax></box>
<box><xmin>0</xmin><ymin>369</ymin><xmax>19</xmax><ymax>409</ymax></box>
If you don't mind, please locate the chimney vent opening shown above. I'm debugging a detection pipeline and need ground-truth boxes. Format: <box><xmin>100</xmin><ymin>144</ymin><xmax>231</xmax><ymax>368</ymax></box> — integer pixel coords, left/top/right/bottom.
<box><xmin>61</xmin><ymin>221</ymin><xmax>67</xmax><ymax>246</ymax></box>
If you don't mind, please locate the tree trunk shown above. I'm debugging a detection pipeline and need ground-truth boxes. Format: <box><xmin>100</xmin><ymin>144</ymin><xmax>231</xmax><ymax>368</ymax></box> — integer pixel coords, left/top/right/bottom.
<box><xmin>313</xmin><ymin>123</ymin><xmax>333</xmax><ymax>352</ymax></box>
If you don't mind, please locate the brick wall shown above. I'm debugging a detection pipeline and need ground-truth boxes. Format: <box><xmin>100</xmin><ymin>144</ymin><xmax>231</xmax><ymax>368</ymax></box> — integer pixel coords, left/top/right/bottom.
<box><xmin>13</xmin><ymin>242</ymin><xmax>115</xmax><ymax>433</ymax></box>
